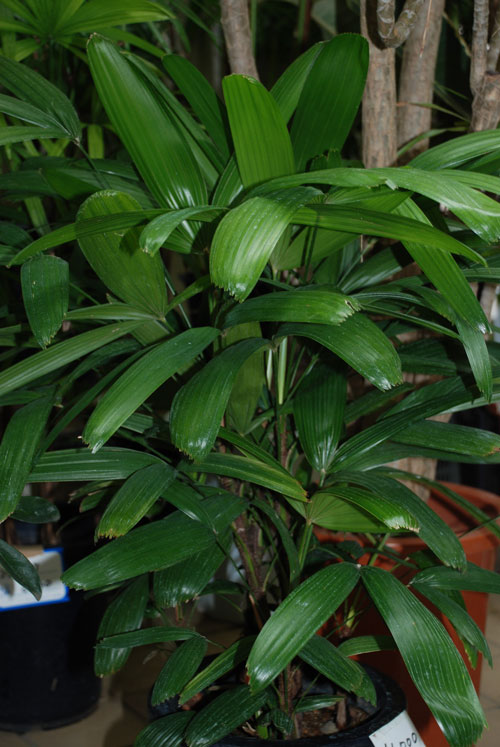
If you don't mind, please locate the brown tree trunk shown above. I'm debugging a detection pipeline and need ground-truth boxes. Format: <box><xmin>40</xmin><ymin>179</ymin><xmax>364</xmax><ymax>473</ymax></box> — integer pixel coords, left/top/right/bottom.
<box><xmin>397</xmin><ymin>0</ymin><xmax>446</xmax><ymax>157</ymax></box>
<box><xmin>470</xmin><ymin>0</ymin><xmax>489</xmax><ymax>96</ymax></box>
<box><xmin>470</xmin><ymin>71</ymin><xmax>500</xmax><ymax>130</ymax></box>
<box><xmin>469</xmin><ymin>0</ymin><xmax>500</xmax><ymax>132</ymax></box>
<box><xmin>220</xmin><ymin>0</ymin><xmax>259</xmax><ymax>79</ymax></box>
<box><xmin>360</xmin><ymin>0</ymin><xmax>398</xmax><ymax>167</ymax></box>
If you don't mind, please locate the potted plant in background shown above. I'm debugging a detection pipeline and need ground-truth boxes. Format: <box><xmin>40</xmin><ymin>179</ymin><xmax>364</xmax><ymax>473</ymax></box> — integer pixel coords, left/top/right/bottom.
<box><xmin>2</xmin><ymin>29</ymin><xmax>500</xmax><ymax>747</ymax></box>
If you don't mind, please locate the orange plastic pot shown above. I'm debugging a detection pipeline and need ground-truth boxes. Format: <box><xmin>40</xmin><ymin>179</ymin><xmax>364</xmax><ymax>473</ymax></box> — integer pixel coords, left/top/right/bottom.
<box><xmin>315</xmin><ymin>482</ymin><xmax>500</xmax><ymax>747</ymax></box>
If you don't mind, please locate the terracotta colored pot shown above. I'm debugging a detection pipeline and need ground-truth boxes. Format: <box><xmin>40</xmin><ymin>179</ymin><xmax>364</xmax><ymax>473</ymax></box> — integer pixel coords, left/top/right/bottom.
<box><xmin>315</xmin><ymin>482</ymin><xmax>500</xmax><ymax>747</ymax></box>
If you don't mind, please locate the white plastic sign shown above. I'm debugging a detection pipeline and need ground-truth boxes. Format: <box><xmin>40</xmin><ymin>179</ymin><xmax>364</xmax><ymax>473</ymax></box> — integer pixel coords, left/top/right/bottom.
<box><xmin>369</xmin><ymin>710</ymin><xmax>426</xmax><ymax>747</ymax></box>
<box><xmin>0</xmin><ymin>547</ymin><xmax>69</xmax><ymax>610</ymax></box>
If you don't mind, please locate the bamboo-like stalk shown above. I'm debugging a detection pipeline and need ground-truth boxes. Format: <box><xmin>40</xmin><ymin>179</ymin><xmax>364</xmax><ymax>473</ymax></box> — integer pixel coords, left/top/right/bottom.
<box><xmin>220</xmin><ymin>0</ymin><xmax>259</xmax><ymax>79</ymax></box>
<box><xmin>397</xmin><ymin>0</ymin><xmax>446</xmax><ymax>157</ymax></box>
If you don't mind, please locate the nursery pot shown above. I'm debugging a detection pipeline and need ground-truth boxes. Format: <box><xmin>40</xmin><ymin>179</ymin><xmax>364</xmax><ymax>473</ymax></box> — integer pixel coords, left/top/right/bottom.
<box><xmin>315</xmin><ymin>481</ymin><xmax>500</xmax><ymax>747</ymax></box>
<box><xmin>151</xmin><ymin>666</ymin><xmax>415</xmax><ymax>746</ymax></box>
<box><xmin>0</xmin><ymin>515</ymin><xmax>104</xmax><ymax>732</ymax></box>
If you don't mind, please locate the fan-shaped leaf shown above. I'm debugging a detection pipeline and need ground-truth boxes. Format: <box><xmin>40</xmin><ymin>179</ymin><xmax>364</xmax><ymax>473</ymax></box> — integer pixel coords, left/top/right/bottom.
<box><xmin>88</xmin><ymin>35</ymin><xmax>206</xmax><ymax>209</ymax></box>
<box><xmin>97</xmin><ymin>462</ymin><xmax>176</xmax><ymax>538</ymax></box>
<box><xmin>223</xmin><ymin>75</ymin><xmax>295</xmax><ymax>188</ymax></box>
<box><xmin>21</xmin><ymin>254</ymin><xmax>68</xmax><ymax>347</ymax></box>
<box><xmin>135</xmin><ymin>712</ymin><xmax>192</xmax><ymax>747</ymax></box>
<box><xmin>210</xmin><ymin>188</ymin><xmax>316</xmax><ymax>301</ymax></box>
<box><xmin>247</xmin><ymin>563</ymin><xmax>359</xmax><ymax>692</ymax></box>
<box><xmin>0</xmin><ymin>321</ymin><xmax>140</xmax><ymax>397</ymax></box>
<box><xmin>140</xmin><ymin>206</ymin><xmax>224</xmax><ymax>256</ymax></box>
<box><xmin>0</xmin><ymin>540</ymin><xmax>41</xmax><ymax>600</ymax></box>
<box><xmin>277</xmin><ymin>316</ymin><xmax>402</xmax><ymax>391</ymax></box>
<box><xmin>412</xmin><ymin>562</ymin><xmax>500</xmax><ymax>594</ymax></box>
<box><xmin>153</xmin><ymin>532</ymin><xmax>230</xmax><ymax>608</ymax></box>
<box><xmin>180</xmin><ymin>637</ymin><xmax>256</xmax><ymax>705</ymax></box>
<box><xmin>170</xmin><ymin>338</ymin><xmax>269</xmax><ymax>460</ymax></box>
<box><xmin>294</xmin><ymin>362</ymin><xmax>346</xmax><ymax>472</ymax></box>
<box><xmin>62</xmin><ymin>502</ymin><xmax>240</xmax><ymax>591</ymax></box>
<box><xmin>163</xmin><ymin>54</ymin><xmax>230</xmax><ymax>160</ymax></box>
<box><xmin>224</xmin><ymin>288</ymin><xmax>360</xmax><ymax>327</ymax></box>
<box><xmin>0</xmin><ymin>55</ymin><xmax>80</xmax><ymax>140</ymax></box>
<box><xmin>84</xmin><ymin>327</ymin><xmax>219</xmax><ymax>452</ymax></box>
<box><xmin>95</xmin><ymin>576</ymin><xmax>149</xmax><ymax>676</ymax></box>
<box><xmin>290</xmin><ymin>34</ymin><xmax>368</xmax><ymax>169</ymax></box>
<box><xmin>362</xmin><ymin>566</ymin><xmax>486</xmax><ymax>747</ymax></box>
<box><xmin>29</xmin><ymin>447</ymin><xmax>161</xmax><ymax>483</ymax></box>
<box><xmin>299</xmin><ymin>635</ymin><xmax>375</xmax><ymax>704</ymax></box>
<box><xmin>0</xmin><ymin>396</ymin><xmax>52</xmax><ymax>521</ymax></box>
<box><xmin>185</xmin><ymin>685</ymin><xmax>270</xmax><ymax>747</ymax></box>
<box><xmin>77</xmin><ymin>191</ymin><xmax>168</xmax><ymax>318</ymax></box>
<box><xmin>182</xmin><ymin>452</ymin><xmax>306</xmax><ymax>503</ymax></box>
<box><xmin>11</xmin><ymin>495</ymin><xmax>60</xmax><ymax>524</ymax></box>
<box><xmin>152</xmin><ymin>637</ymin><xmax>208</xmax><ymax>706</ymax></box>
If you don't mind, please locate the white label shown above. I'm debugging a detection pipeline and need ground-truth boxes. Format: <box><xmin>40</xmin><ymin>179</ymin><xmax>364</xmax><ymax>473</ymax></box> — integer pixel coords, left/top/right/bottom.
<box><xmin>369</xmin><ymin>710</ymin><xmax>426</xmax><ymax>747</ymax></box>
<box><xmin>0</xmin><ymin>548</ymin><xmax>69</xmax><ymax>610</ymax></box>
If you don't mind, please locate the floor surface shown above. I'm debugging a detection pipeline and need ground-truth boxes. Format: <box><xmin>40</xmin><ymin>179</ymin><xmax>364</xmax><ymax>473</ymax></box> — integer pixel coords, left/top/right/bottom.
<box><xmin>1</xmin><ymin>599</ymin><xmax>499</xmax><ymax>747</ymax></box>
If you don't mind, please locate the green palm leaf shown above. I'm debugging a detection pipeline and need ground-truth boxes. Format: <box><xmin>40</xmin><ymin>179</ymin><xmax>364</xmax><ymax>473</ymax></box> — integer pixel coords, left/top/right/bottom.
<box><xmin>62</xmin><ymin>497</ymin><xmax>244</xmax><ymax>590</ymax></box>
<box><xmin>223</xmin><ymin>75</ymin><xmax>295</xmax><ymax>188</ymax></box>
<box><xmin>77</xmin><ymin>191</ymin><xmax>168</xmax><ymax>318</ymax></box>
<box><xmin>84</xmin><ymin>327</ymin><xmax>219</xmax><ymax>452</ymax></box>
<box><xmin>0</xmin><ymin>321</ymin><xmax>141</xmax><ymax>397</ymax></box>
<box><xmin>277</xmin><ymin>315</ymin><xmax>402</xmax><ymax>391</ymax></box>
<box><xmin>294</xmin><ymin>362</ymin><xmax>346</xmax><ymax>472</ymax></box>
<box><xmin>362</xmin><ymin>566</ymin><xmax>486</xmax><ymax>747</ymax></box>
<box><xmin>210</xmin><ymin>188</ymin><xmax>318</xmax><ymax>302</ymax></box>
<box><xmin>21</xmin><ymin>254</ymin><xmax>68</xmax><ymax>347</ymax></box>
<box><xmin>224</xmin><ymin>288</ymin><xmax>360</xmax><ymax>327</ymax></box>
<box><xmin>87</xmin><ymin>35</ymin><xmax>206</xmax><ymax>209</ymax></box>
<box><xmin>0</xmin><ymin>541</ymin><xmax>41</xmax><ymax>600</ymax></box>
<box><xmin>97</xmin><ymin>462</ymin><xmax>176</xmax><ymax>538</ymax></box>
<box><xmin>0</xmin><ymin>395</ymin><xmax>52</xmax><ymax>520</ymax></box>
<box><xmin>170</xmin><ymin>338</ymin><xmax>269</xmax><ymax>460</ymax></box>
<box><xmin>94</xmin><ymin>576</ymin><xmax>149</xmax><ymax>676</ymax></box>
<box><xmin>247</xmin><ymin>563</ymin><xmax>359</xmax><ymax>692</ymax></box>
<box><xmin>290</xmin><ymin>34</ymin><xmax>368</xmax><ymax>169</ymax></box>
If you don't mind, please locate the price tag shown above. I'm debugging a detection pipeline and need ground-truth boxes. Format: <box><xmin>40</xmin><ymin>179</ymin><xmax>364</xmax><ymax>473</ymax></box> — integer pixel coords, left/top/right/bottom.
<box><xmin>369</xmin><ymin>710</ymin><xmax>426</xmax><ymax>747</ymax></box>
<box><xmin>0</xmin><ymin>547</ymin><xmax>69</xmax><ymax>611</ymax></box>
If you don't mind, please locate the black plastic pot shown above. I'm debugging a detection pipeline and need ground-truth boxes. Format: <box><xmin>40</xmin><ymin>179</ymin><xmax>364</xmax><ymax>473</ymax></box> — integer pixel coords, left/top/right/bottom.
<box><xmin>0</xmin><ymin>514</ymin><xmax>105</xmax><ymax>733</ymax></box>
<box><xmin>150</xmin><ymin>666</ymin><xmax>406</xmax><ymax>746</ymax></box>
<box><xmin>0</xmin><ymin>589</ymin><xmax>103</xmax><ymax>732</ymax></box>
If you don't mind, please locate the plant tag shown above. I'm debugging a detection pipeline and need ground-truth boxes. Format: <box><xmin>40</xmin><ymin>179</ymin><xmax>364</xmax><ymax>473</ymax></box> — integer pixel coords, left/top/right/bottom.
<box><xmin>369</xmin><ymin>710</ymin><xmax>426</xmax><ymax>747</ymax></box>
<box><xmin>0</xmin><ymin>547</ymin><xmax>69</xmax><ymax>611</ymax></box>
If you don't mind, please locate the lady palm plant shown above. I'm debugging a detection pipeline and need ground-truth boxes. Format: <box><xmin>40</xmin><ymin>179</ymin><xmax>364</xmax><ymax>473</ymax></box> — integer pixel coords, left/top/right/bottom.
<box><xmin>2</xmin><ymin>31</ymin><xmax>500</xmax><ymax>747</ymax></box>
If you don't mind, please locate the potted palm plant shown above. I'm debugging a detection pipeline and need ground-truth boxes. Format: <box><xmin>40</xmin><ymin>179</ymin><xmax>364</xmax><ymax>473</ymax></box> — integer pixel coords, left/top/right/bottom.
<box><xmin>2</xmin><ymin>31</ymin><xmax>500</xmax><ymax>746</ymax></box>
